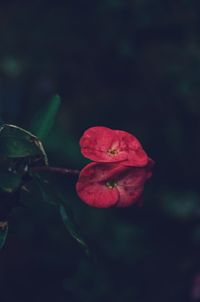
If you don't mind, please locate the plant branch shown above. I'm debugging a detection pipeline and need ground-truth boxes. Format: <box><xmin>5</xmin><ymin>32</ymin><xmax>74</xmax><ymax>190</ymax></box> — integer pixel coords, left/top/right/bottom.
<box><xmin>30</xmin><ymin>166</ymin><xmax>80</xmax><ymax>176</ymax></box>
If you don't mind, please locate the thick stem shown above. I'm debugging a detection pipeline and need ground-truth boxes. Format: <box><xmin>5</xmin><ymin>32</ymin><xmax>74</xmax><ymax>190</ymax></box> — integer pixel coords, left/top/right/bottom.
<box><xmin>31</xmin><ymin>166</ymin><xmax>80</xmax><ymax>176</ymax></box>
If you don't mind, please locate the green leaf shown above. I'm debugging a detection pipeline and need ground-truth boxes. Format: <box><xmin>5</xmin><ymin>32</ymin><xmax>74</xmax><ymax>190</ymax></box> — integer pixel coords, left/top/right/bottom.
<box><xmin>59</xmin><ymin>203</ymin><xmax>89</xmax><ymax>256</ymax></box>
<box><xmin>32</xmin><ymin>95</ymin><xmax>61</xmax><ymax>140</ymax></box>
<box><xmin>32</xmin><ymin>173</ymin><xmax>57</xmax><ymax>206</ymax></box>
<box><xmin>0</xmin><ymin>188</ymin><xmax>21</xmax><ymax>222</ymax></box>
<box><xmin>32</xmin><ymin>173</ymin><xmax>89</xmax><ymax>255</ymax></box>
<box><xmin>0</xmin><ymin>170</ymin><xmax>22</xmax><ymax>193</ymax></box>
<box><xmin>0</xmin><ymin>124</ymin><xmax>48</xmax><ymax>164</ymax></box>
<box><xmin>0</xmin><ymin>222</ymin><xmax>8</xmax><ymax>249</ymax></box>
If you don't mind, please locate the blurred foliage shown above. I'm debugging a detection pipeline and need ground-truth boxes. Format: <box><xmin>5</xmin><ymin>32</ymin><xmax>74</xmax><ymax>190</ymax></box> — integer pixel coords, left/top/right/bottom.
<box><xmin>0</xmin><ymin>0</ymin><xmax>200</xmax><ymax>301</ymax></box>
<box><xmin>32</xmin><ymin>94</ymin><xmax>61</xmax><ymax>140</ymax></box>
<box><xmin>0</xmin><ymin>222</ymin><xmax>8</xmax><ymax>249</ymax></box>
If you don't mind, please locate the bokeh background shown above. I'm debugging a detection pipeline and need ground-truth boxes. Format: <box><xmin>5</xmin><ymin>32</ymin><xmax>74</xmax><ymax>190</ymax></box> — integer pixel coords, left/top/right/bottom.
<box><xmin>0</xmin><ymin>1</ymin><xmax>200</xmax><ymax>301</ymax></box>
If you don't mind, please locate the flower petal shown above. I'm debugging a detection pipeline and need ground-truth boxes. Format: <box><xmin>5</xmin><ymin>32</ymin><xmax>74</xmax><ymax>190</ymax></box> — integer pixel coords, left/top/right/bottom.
<box><xmin>117</xmin><ymin>185</ymin><xmax>144</xmax><ymax>207</ymax></box>
<box><xmin>76</xmin><ymin>162</ymin><xmax>119</xmax><ymax>208</ymax></box>
<box><xmin>80</xmin><ymin>126</ymin><xmax>148</xmax><ymax>167</ymax></box>
<box><xmin>114</xmin><ymin>130</ymin><xmax>148</xmax><ymax>167</ymax></box>
<box><xmin>116</xmin><ymin>167</ymin><xmax>150</xmax><ymax>207</ymax></box>
<box><xmin>80</xmin><ymin>126</ymin><xmax>126</xmax><ymax>162</ymax></box>
<box><xmin>76</xmin><ymin>183</ymin><xmax>119</xmax><ymax>208</ymax></box>
<box><xmin>76</xmin><ymin>162</ymin><xmax>153</xmax><ymax>208</ymax></box>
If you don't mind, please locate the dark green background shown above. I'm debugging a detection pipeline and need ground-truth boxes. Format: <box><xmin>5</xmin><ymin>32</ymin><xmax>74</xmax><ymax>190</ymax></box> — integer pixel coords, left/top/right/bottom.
<box><xmin>0</xmin><ymin>1</ymin><xmax>200</xmax><ymax>301</ymax></box>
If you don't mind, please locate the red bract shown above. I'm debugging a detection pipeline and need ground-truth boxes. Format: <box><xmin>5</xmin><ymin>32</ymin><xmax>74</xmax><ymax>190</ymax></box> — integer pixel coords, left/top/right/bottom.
<box><xmin>76</xmin><ymin>161</ymin><xmax>153</xmax><ymax>208</ymax></box>
<box><xmin>80</xmin><ymin>126</ymin><xmax>148</xmax><ymax>167</ymax></box>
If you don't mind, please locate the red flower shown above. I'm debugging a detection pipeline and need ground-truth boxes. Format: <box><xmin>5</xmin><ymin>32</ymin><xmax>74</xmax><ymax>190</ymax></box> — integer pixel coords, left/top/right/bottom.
<box><xmin>76</xmin><ymin>160</ymin><xmax>153</xmax><ymax>208</ymax></box>
<box><xmin>80</xmin><ymin>126</ymin><xmax>148</xmax><ymax>167</ymax></box>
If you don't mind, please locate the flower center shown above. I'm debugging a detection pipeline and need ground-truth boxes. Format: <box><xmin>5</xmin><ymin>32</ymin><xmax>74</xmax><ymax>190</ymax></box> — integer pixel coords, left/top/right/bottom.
<box><xmin>107</xmin><ymin>148</ymin><xmax>118</xmax><ymax>156</ymax></box>
<box><xmin>106</xmin><ymin>181</ymin><xmax>117</xmax><ymax>189</ymax></box>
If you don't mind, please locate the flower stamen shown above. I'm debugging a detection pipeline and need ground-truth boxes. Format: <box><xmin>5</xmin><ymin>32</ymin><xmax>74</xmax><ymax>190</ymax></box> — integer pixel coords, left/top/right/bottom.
<box><xmin>106</xmin><ymin>181</ymin><xmax>117</xmax><ymax>189</ymax></box>
<box><xmin>107</xmin><ymin>149</ymin><xmax>118</xmax><ymax>156</ymax></box>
